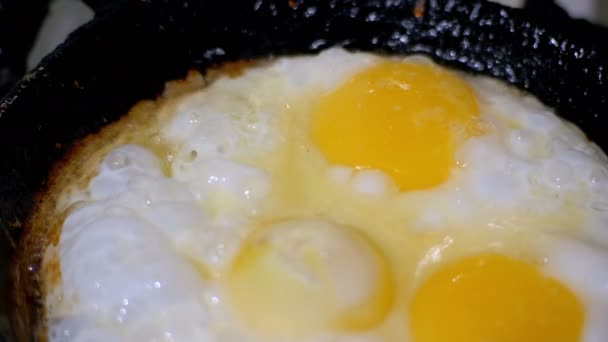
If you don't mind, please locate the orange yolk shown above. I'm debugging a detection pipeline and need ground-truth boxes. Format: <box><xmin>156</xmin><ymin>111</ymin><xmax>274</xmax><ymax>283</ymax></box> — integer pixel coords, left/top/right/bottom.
<box><xmin>409</xmin><ymin>253</ymin><xmax>584</xmax><ymax>342</ymax></box>
<box><xmin>311</xmin><ymin>61</ymin><xmax>480</xmax><ymax>190</ymax></box>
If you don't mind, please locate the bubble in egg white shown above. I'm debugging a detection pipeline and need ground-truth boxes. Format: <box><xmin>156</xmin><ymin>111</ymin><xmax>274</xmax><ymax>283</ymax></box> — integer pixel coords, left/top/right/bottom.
<box><xmin>539</xmin><ymin>159</ymin><xmax>575</xmax><ymax>190</ymax></box>
<box><xmin>59</xmin><ymin>215</ymin><xmax>207</xmax><ymax>328</ymax></box>
<box><xmin>352</xmin><ymin>170</ymin><xmax>394</xmax><ymax>196</ymax></box>
<box><xmin>88</xmin><ymin>145</ymin><xmax>163</xmax><ymax>200</ymax></box>
<box><xmin>326</xmin><ymin>166</ymin><xmax>395</xmax><ymax>196</ymax></box>
<box><xmin>505</xmin><ymin>128</ymin><xmax>544</xmax><ymax>160</ymax></box>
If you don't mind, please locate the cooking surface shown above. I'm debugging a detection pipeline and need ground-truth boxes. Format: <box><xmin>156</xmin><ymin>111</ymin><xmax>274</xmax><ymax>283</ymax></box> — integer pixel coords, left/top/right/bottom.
<box><xmin>1</xmin><ymin>235</ymin><xmax>12</xmax><ymax>342</ymax></box>
<box><xmin>1</xmin><ymin>0</ymin><xmax>608</xmax><ymax>341</ymax></box>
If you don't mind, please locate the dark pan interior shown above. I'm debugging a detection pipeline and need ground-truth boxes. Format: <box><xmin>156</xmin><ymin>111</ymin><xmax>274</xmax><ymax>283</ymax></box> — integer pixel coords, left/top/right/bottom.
<box><xmin>2</xmin><ymin>0</ymin><xmax>608</xmax><ymax>339</ymax></box>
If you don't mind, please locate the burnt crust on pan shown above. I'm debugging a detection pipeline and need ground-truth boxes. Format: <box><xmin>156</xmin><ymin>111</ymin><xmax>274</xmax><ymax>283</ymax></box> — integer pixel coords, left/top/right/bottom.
<box><xmin>1</xmin><ymin>0</ymin><xmax>606</xmax><ymax>340</ymax></box>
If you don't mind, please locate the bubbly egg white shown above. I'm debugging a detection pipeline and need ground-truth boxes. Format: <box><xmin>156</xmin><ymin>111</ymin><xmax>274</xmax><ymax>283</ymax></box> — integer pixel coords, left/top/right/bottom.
<box><xmin>46</xmin><ymin>48</ymin><xmax>608</xmax><ymax>342</ymax></box>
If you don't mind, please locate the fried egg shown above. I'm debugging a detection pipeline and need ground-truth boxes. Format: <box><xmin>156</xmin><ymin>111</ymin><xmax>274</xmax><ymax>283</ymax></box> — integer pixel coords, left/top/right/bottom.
<box><xmin>42</xmin><ymin>48</ymin><xmax>608</xmax><ymax>342</ymax></box>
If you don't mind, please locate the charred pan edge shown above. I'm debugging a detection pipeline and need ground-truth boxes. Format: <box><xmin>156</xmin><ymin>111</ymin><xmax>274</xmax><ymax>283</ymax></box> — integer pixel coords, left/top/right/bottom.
<box><xmin>2</xmin><ymin>0</ymin><xmax>607</xmax><ymax>340</ymax></box>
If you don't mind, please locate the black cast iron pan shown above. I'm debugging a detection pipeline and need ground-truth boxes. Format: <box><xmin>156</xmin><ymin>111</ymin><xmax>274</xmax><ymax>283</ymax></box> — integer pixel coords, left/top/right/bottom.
<box><xmin>2</xmin><ymin>0</ymin><xmax>607</xmax><ymax>340</ymax></box>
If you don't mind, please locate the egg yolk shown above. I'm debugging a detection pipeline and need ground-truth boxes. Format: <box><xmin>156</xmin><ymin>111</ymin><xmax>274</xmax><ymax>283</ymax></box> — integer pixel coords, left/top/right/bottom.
<box><xmin>409</xmin><ymin>253</ymin><xmax>584</xmax><ymax>342</ymax></box>
<box><xmin>311</xmin><ymin>61</ymin><xmax>479</xmax><ymax>190</ymax></box>
<box><xmin>226</xmin><ymin>220</ymin><xmax>393</xmax><ymax>337</ymax></box>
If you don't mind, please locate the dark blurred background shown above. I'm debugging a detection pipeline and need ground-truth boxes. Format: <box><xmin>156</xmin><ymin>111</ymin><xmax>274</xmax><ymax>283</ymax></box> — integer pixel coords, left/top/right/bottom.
<box><xmin>0</xmin><ymin>0</ymin><xmax>606</xmax><ymax>341</ymax></box>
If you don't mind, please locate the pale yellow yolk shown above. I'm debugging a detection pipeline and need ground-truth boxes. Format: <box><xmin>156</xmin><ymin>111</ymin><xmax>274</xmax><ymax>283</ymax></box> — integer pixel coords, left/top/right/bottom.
<box><xmin>409</xmin><ymin>253</ymin><xmax>584</xmax><ymax>342</ymax></box>
<box><xmin>226</xmin><ymin>220</ymin><xmax>393</xmax><ymax>337</ymax></box>
<box><xmin>311</xmin><ymin>61</ymin><xmax>480</xmax><ymax>190</ymax></box>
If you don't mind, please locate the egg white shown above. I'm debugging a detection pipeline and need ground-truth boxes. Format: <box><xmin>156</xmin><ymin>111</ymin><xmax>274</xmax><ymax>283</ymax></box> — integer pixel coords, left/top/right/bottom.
<box><xmin>46</xmin><ymin>48</ymin><xmax>608</xmax><ymax>342</ymax></box>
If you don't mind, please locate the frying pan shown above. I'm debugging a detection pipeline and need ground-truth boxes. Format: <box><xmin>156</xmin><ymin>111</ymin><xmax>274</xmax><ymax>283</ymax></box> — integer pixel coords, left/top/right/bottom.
<box><xmin>2</xmin><ymin>0</ymin><xmax>607</xmax><ymax>340</ymax></box>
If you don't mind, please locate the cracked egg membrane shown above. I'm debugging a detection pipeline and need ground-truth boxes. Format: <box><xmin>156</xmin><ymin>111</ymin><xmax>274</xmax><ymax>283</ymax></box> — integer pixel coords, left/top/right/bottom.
<box><xmin>33</xmin><ymin>48</ymin><xmax>608</xmax><ymax>342</ymax></box>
